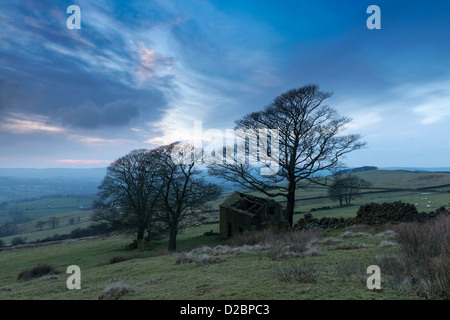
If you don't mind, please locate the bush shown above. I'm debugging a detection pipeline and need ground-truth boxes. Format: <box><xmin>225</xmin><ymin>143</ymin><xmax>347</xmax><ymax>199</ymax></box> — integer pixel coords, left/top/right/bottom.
<box><xmin>355</xmin><ymin>202</ymin><xmax>424</xmax><ymax>225</ymax></box>
<box><xmin>11</xmin><ymin>236</ymin><xmax>27</xmax><ymax>246</ymax></box>
<box><xmin>17</xmin><ymin>264</ymin><xmax>61</xmax><ymax>281</ymax></box>
<box><xmin>374</xmin><ymin>215</ymin><xmax>450</xmax><ymax>299</ymax></box>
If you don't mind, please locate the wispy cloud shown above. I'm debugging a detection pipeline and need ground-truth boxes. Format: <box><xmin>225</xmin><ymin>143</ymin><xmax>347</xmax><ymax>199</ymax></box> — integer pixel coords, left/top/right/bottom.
<box><xmin>0</xmin><ymin>113</ymin><xmax>66</xmax><ymax>134</ymax></box>
<box><xmin>343</xmin><ymin>110</ymin><xmax>382</xmax><ymax>132</ymax></box>
<box><xmin>66</xmin><ymin>134</ymin><xmax>137</xmax><ymax>147</ymax></box>
<box><xmin>388</xmin><ymin>80</ymin><xmax>450</xmax><ymax>125</ymax></box>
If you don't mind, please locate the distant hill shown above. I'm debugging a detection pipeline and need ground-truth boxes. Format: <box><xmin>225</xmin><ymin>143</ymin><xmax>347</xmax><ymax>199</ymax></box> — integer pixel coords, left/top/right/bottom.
<box><xmin>380</xmin><ymin>167</ymin><xmax>450</xmax><ymax>172</ymax></box>
<box><xmin>337</xmin><ymin>166</ymin><xmax>378</xmax><ymax>174</ymax></box>
<box><xmin>353</xmin><ymin>169</ymin><xmax>450</xmax><ymax>189</ymax></box>
<box><xmin>0</xmin><ymin>168</ymin><xmax>106</xmax><ymax>179</ymax></box>
<box><xmin>0</xmin><ymin>168</ymin><xmax>107</xmax><ymax>202</ymax></box>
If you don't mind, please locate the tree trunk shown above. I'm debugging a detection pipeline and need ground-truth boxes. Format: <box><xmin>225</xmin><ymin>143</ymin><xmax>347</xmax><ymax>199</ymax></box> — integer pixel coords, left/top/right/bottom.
<box><xmin>137</xmin><ymin>227</ymin><xmax>145</xmax><ymax>250</ymax></box>
<box><xmin>168</xmin><ymin>225</ymin><xmax>178</xmax><ymax>251</ymax></box>
<box><xmin>285</xmin><ymin>182</ymin><xmax>296</xmax><ymax>226</ymax></box>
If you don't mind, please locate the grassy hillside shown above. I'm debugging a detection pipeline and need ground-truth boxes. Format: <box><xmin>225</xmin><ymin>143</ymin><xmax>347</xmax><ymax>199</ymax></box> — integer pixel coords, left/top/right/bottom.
<box><xmin>354</xmin><ymin>170</ymin><xmax>450</xmax><ymax>189</ymax></box>
<box><xmin>0</xmin><ymin>169</ymin><xmax>449</xmax><ymax>302</ymax></box>
<box><xmin>0</xmin><ymin>223</ymin><xmax>417</xmax><ymax>300</ymax></box>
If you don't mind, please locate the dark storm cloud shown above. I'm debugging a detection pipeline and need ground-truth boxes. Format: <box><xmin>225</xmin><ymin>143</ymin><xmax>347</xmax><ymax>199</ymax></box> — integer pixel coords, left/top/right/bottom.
<box><xmin>56</xmin><ymin>99</ymin><xmax>141</xmax><ymax>129</ymax></box>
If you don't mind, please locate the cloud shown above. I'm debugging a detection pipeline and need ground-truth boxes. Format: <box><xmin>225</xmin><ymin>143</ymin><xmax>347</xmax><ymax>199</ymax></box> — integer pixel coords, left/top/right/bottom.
<box><xmin>133</xmin><ymin>41</ymin><xmax>175</xmax><ymax>80</ymax></box>
<box><xmin>411</xmin><ymin>88</ymin><xmax>450</xmax><ymax>125</ymax></box>
<box><xmin>389</xmin><ymin>80</ymin><xmax>450</xmax><ymax>125</ymax></box>
<box><xmin>0</xmin><ymin>113</ymin><xmax>66</xmax><ymax>134</ymax></box>
<box><xmin>343</xmin><ymin>110</ymin><xmax>382</xmax><ymax>132</ymax></box>
<box><xmin>66</xmin><ymin>134</ymin><xmax>137</xmax><ymax>147</ymax></box>
<box><xmin>57</xmin><ymin>99</ymin><xmax>141</xmax><ymax>129</ymax></box>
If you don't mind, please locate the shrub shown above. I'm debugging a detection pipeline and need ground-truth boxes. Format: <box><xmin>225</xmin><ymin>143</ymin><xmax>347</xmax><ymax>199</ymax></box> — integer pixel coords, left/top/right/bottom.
<box><xmin>17</xmin><ymin>264</ymin><xmax>61</xmax><ymax>281</ymax></box>
<box><xmin>372</xmin><ymin>215</ymin><xmax>450</xmax><ymax>299</ymax></box>
<box><xmin>11</xmin><ymin>236</ymin><xmax>27</xmax><ymax>246</ymax></box>
<box><xmin>392</xmin><ymin>214</ymin><xmax>450</xmax><ymax>299</ymax></box>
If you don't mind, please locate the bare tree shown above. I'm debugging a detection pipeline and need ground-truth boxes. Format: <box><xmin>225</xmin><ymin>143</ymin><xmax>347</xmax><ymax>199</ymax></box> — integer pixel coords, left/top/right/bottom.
<box><xmin>92</xmin><ymin>149</ymin><xmax>164</xmax><ymax>249</ymax></box>
<box><xmin>209</xmin><ymin>84</ymin><xmax>365</xmax><ymax>226</ymax></box>
<box><xmin>48</xmin><ymin>217</ymin><xmax>60</xmax><ymax>229</ymax></box>
<box><xmin>328</xmin><ymin>172</ymin><xmax>372</xmax><ymax>206</ymax></box>
<box><xmin>155</xmin><ymin>143</ymin><xmax>222</xmax><ymax>251</ymax></box>
<box><xmin>35</xmin><ymin>220</ymin><xmax>47</xmax><ymax>231</ymax></box>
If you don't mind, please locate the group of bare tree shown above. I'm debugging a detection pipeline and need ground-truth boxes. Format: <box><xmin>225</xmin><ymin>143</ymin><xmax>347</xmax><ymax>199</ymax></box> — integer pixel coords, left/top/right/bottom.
<box><xmin>92</xmin><ymin>144</ymin><xmax>221</xmax><ymax>251</ymax></box>
<box><xmin>328</xmin><ymin>172</ymin><xmax>372</xmax><ymax>206</ymax></box>
<box><xmin>93</xmin><ymin>84</ymin><xmax>365</xmax><ymax>250</ymax></box>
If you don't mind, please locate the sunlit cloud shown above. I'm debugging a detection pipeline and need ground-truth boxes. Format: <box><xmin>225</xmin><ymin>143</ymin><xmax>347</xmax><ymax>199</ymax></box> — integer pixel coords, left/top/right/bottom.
<box><xmin>134</xmin><ymin>41</ymin><xmax>175</xmax><ymax>80</ymax></box>
<box><xmin>67</xmin><ymin>134</ymin><xmax>137</xmax><ymax>147</ymax></box>
<box><xmin>0</xmin><ymin>113</ymin><xmax>66</xmax><ymax>134</ymax></box>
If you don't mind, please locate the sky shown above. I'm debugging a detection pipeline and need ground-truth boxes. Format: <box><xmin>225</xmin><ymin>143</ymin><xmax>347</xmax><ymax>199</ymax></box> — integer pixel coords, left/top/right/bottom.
<box><xmin>0</xmin><ymin>0</ymin><xmax>449</xmax><ymax>169</ymax></box>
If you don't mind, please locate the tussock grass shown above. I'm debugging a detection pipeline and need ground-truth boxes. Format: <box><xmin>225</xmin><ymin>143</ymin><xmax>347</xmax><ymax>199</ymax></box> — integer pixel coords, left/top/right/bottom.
<box><xmin>17</xmin><ymin>263</ymin><xmax>61</xmax><ymax>281</ymax></box>
<box><xmin>175</xmin><ymin>252</ymin><xmax>224</xmax><ymax>266</ymax></box>
<box><xmin>378</xmin><ymin>240</ymin><xmax>397</xmax><ymax>248</ymax></box>
<box><xmin>338</xmin><ymin>231</ymin><xmax>372</xmax><ymax>239</ymax></box>
<box><xmin>374</xmin><ymin>230</ymin><xmax>397</xmax><ymax>238</ymax></box>
<box><xmin>228</xmin><ymin>229</ymin><xmax>321</xmax><ymax>247</ymax></box>
<box><xmin>311</xmin><ymin>237</ymin><xmax>341</xmax><ymax>245</ymax></box>
<box><xmin>186</xmin><ymin>229</ymin><xmax>324</xmax><ymax>262</ymax></box>
<box><xmin>267</xmin><ymin>244</ymin><xmax>323</xmax><ymax>260</ymax></box>
<box><xmin>98</xmin><ymin>282</ymin><xmax>135</xmax><ymax>300</ymax></box>
<box><xmin>328</xmin><ymin>243</ymin><xmax>374</xmax><ymax>251</ymax></box>
<box><xmin>271</xmin><ymin>263</ymin><xmax>319</xmax><ymax>284</ymax></box>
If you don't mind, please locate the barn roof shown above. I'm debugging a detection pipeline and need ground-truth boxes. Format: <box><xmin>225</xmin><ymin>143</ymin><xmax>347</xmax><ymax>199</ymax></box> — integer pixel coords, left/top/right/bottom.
<box><xmin>220</xmin><ymin>191</ymin><xmax>281</xmax><ymax>216</ymax></box>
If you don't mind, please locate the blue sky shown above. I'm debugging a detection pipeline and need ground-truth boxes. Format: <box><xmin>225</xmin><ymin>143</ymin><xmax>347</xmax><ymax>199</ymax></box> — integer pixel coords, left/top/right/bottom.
<box><xmin>0</xmin><ymin>0</ymin><xmax>449</xmax><ymax>168</ymax></box>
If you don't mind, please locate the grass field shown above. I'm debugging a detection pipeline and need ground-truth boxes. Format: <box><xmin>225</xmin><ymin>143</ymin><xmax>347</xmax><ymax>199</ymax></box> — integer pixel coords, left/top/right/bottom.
<box><xmin>0</xmin><ymin>223</ymin><xmax>415</xmax><ymax>300</ymax></box>
<box><xmin>0</xmin><ymin>169</ymin><xmax>449</xmax><ymax>301</ymax></box>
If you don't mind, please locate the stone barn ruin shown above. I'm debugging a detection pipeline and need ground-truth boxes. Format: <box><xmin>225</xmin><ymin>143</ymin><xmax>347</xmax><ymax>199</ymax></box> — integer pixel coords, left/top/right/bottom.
<box><xmin>219</xmin><ymin>192</ymin><xmax>284</xmax><ymax>237</ymax></box>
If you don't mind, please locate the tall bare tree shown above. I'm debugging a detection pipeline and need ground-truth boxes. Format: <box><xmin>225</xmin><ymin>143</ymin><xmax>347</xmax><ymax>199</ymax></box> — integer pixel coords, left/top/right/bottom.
<box><xmin>209</xmin><ymin>84</ymin><xmax>365</xmax><ymax>226</ymax></box>
<box><xmin>155</xmin><ymin>143</ymin><xmax>222</xmax><ymax>251</ymax></box>
<box><xmin>92</xmin><ymin>149</ymin><xmax>164</xmax><ymax>249</ymax></box>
